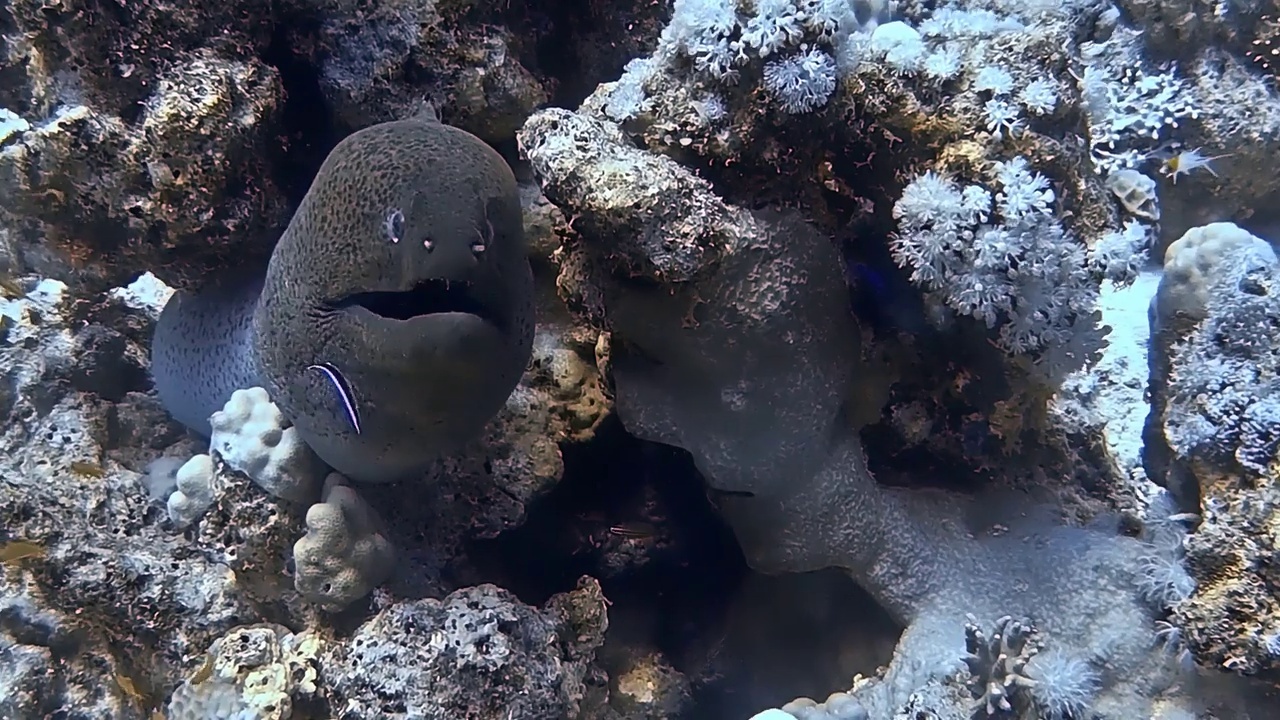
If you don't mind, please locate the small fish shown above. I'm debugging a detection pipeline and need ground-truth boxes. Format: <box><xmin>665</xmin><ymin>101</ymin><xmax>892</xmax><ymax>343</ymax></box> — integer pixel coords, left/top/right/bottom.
<box><xmin>1160</xmin><ymin>147</ymin><xmax>1231</xmax><ymax>184</ymax></box>
<box><xmin>308</xmin><ymin>362</ymin><xmax>362</xmax><ymax>434</ymax></box>
<box><xmin>849</xmin><ymin>262</ymin><xmax>890</xmax><ymax>296</ymax></box>
<box><xmin>115</xmin><ymin>673</ymin><xmax>146</xmax><ymax>703</ymax></box>
<box><xmin>0</xmin><ymin>540</ymin><xmax>47</xmax><ymax>564</ymax></box>
<box><xmin>188</xmin><ymin>656</ymin><xmax>214</xmax><ymax>685</ymax></box>
<box><xmin>70</xmin><ymin>460</ymin><xmax>106</xmax><ymax>478</ymax></box>
<box><xmin>0</xmin><ymin>272</ymin><xmax>25</xmax><ymax>298</ymax></box>
<box><xmin>844</xmin><ymin>258</ymin><xmax>927</xmax><ymax>336</ymax></box>
<box><xmin>609</xmin><ymin>522</ymin><xmax>658</xmax><ymax>539</ymax></box>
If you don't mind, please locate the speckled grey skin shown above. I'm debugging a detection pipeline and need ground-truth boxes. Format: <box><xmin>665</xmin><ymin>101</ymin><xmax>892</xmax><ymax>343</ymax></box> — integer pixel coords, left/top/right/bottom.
<box><xmin>152</xmin><ymin>272</ymin><xmax>264</xmax><ymax>437</ymax></box>
<box><xmin>152</xmin><ymin>115</ymin><xmax>535</xmax><ymax>483</ymax></box>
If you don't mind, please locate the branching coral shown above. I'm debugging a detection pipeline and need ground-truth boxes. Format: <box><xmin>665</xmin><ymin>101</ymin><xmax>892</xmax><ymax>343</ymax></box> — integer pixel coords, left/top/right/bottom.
<box><xmin>963</xmin><ymin>615</ymin><xmax>1038</xmax><ymax>715</ymax></box>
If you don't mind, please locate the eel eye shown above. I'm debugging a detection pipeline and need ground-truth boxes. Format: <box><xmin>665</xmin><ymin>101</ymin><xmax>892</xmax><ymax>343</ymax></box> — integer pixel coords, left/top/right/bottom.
<box><xmin>385</xmin><ymin>209</ymin><xmax>405</xmax><ymax>243</ymax></box>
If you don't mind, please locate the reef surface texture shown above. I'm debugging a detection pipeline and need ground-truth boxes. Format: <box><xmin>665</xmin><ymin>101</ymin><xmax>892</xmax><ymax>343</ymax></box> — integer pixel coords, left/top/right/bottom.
<box><xmin>3</xmin><ymin>0</ymin><xmax>1280</xmax><ymax>718</ymax></box>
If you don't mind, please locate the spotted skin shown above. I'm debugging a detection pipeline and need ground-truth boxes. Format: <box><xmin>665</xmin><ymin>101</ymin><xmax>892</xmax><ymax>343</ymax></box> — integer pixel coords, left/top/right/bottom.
<box><xmin>153</xmin><ymin>116</ymin><xmax>535</xmax><ymax>483</ymax></box>
<box><xmin>152</xmin><ymin>272</ymin><xmax>264</xmax><ymax>437</ymax></box>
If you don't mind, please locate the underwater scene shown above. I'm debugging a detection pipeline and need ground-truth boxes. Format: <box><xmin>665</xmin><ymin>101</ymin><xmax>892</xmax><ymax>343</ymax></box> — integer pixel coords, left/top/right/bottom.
<box><xmin>4</xmin><ymin>0</ymin><xmax>1280</xmax><ymax>718</ymax></box>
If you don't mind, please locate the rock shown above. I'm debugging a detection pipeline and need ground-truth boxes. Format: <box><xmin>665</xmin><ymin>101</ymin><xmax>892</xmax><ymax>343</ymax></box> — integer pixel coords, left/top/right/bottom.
<box><xmin>323</xmin><ymin>580</ymin><xmax>610</xmax><ymax>719</ymax></box>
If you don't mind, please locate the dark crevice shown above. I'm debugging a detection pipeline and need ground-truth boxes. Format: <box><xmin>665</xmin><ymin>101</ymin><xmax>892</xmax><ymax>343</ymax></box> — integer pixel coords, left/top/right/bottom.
<box><xmin>262</xmin><ymin>8</ymin><xmax>340</xmax><ymax>209</ymax></box>
<box><xmin>530</xmin><ymin>0</ymin><xmax>592</xmax><ymax>107</ymax></box>
<box><xmin>469</xmin><ymin>416</ymin><xmax>747</xmax><ymax>663</ymax></box>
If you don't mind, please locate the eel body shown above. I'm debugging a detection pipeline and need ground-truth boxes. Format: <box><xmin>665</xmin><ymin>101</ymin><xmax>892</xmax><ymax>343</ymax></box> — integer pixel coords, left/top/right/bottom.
<box><xmin>151</xmin><ymin>272</ymin><xmax>264</xmax><ymax>437</ymax></box>
<box><xmin>152</xmin><ymin>115</ymin><xmax>534</xmax><ymax>483</ymax></box>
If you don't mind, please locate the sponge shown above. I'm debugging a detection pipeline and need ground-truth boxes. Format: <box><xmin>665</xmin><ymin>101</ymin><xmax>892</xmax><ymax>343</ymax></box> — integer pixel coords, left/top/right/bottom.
<box><xmin>293</xmin><ymin>474</ymin><xmax>395</xmax><ymax>612</ymax></box>
<box><xmin>208</xmin><ymin>387</ymin><xmax>321</xmax><ymax>503</ymax></box>
<box><xmin>166</xmin><ymin>453</ymin><xmax>216</xmax><ymax>529</ymax></box>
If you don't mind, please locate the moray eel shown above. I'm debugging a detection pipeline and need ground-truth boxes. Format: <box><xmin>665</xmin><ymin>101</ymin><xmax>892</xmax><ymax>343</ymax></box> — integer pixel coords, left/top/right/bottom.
<box><xmin>152</xmin><ymin>114</ymin><xmax>535</xmax><ymax>483</ymax></box>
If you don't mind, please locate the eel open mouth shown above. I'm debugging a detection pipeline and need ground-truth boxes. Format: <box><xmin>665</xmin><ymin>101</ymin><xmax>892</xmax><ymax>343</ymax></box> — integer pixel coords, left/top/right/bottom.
<box><xmin>334</xmin><ymin>279</ymin><xmax>505</xmax><ymax>328</ymax></box>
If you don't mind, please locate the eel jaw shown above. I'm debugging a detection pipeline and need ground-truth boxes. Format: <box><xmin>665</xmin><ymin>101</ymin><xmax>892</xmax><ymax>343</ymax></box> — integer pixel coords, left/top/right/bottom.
<box><xmin>332</xmin><ymin>278</ymin><xmax>507</xmax><ymax>330</ymax></box>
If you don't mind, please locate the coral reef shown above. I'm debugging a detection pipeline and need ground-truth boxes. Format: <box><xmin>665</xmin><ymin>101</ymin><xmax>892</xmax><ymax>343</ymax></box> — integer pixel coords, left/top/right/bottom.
<box><xmin>5</xmin><ymin>0</ymin><xmax>1280</xmax><ymax>717</ymax></box>
<box><xmin>323</xmin><ymin>581</ymin><xmax>609</xmax><ymax>719</ymax></box>
<box><xmin>0</xmin><ymin>572</ymin><xmax>149</xmax><ymax>719</ymax></box>
<box><xmin>515</xmin><ymin>0</ymin><xmax>1280</xmax><ymax>714</ymax></box>
<box><xmin>0</xmin><ymin>52</ymin><xmax>289</xmax><ymax>293</ymax></box>
<box><xmin>0</xmin><ymin>264</ymin><xmax>614</xmax><ymax>714</ymax></box>
<box><xmin>1143</xmin><ymin>222</ymin><xmax>1280</xmax><ymax>674</ymax></box>
<box><xmin>517</xmin><ymin>102</ymin><xmax>1183</xmax><ymax>718</ymax></box>
<box><xmin>165</xmin><ymin>624</ymin><xmax>324</xmax><ymax>720</ymax></box>
<box><xmin>0</xmin><ymin>0</ymin><xmax>568</xmax><ymax>294</ymax></box>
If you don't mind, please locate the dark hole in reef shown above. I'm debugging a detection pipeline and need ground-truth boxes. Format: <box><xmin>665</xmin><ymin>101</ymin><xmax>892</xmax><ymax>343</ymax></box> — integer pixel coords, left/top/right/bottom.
<box><xmin>261</xmin><ymin>11</ymin><xmax>340</xmax><ymax>208</ymax></box>
<box><xmin>471</xmin><ymin>414</ymin><xmax>744</xmax><ymax>594</ymax></box>
<box><xmin>470</xmin><ymin>417</ymin><xmax>901</xmax><ymax>717</ymax></box>
<box><xmin>469</xmin><ymin>415</ymin><xmax>747</xmax><ymax>657</ymax></box>
<box><xmin>334</xmin><ymin>279</ymin><xmax>503</xmax><ymax>327</ymax></box>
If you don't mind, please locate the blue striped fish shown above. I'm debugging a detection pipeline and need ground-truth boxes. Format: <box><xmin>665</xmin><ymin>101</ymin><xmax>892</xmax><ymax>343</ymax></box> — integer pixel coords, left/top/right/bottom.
<box><xmin>308</xmin><ymin>362</ymin><xmax>362</xmax><ymax>434</ymax></box>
